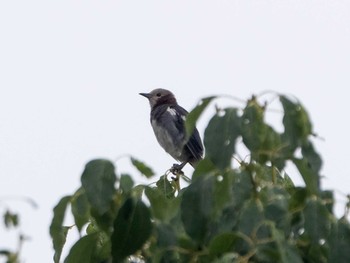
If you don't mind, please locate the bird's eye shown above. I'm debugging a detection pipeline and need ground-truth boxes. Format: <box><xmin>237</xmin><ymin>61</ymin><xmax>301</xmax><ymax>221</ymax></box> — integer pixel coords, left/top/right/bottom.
<box><xmin>156</xmin><ymin>93</ymin><xmax>161</xmax><ymax>97</ymax></box>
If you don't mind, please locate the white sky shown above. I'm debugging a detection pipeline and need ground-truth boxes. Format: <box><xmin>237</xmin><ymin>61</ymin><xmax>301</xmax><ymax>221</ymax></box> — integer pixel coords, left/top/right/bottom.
<box><xmin>1</xmin><ymin>1</ymin><xmax>350</xmax><ymax>262</ymax></box>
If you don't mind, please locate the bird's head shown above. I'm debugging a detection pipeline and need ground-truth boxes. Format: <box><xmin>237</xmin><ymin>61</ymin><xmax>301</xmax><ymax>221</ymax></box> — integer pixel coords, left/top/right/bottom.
<box><xmin>139</xmin><ymin>88</ymin><xmax>177</xmax><ymax>108</ymax></box>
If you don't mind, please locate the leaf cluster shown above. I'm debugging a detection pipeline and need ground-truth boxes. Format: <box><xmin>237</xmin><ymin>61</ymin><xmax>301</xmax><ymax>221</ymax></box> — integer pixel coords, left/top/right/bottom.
<box><xmin>0</xmin><ymin>197</ymin><xmax>36</xmax><ymax>263</ymax></box>
<box><xmin>50</xmin><ymin>94</ymin><xmax>350</xmax><ymax>263</ymax></box>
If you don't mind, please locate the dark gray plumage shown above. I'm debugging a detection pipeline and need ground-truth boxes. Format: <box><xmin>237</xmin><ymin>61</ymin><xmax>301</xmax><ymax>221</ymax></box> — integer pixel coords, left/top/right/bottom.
<box><xmin>139</xmin><ymin>89</ymin><xmax>203</xmax><ymax>171</ymax></box>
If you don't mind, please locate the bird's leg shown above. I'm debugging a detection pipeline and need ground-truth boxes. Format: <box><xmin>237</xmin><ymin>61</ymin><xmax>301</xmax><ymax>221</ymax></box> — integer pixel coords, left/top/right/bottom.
<box><xmin>170</xmin><ymin>162</ymin><xmax>187</xmax><ymax>176</ymax></box>
<box><xmin>169</xmin><ymin>162</ymin><xmax>187</xmax><ymax>192</ymax></box>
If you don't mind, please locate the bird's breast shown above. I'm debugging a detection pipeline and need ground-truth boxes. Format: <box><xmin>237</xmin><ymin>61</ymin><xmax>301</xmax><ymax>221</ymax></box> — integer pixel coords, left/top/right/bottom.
<box><xmin>151</xmin><ymin>119</ymin><xmax>183</xmax><ymax>160</ymax></box>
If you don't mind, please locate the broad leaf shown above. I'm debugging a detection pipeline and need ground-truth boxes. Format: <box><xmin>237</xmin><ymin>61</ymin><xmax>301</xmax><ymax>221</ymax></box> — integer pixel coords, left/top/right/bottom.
<box><xmin>302</xmin><ymin>140</ymin><xmax>322</xmax><ymax>175</ymax></box>
<box><xmin>209</xmin><ymin>232</ymin><xmax>250</xmax><ymax>257</ymax></box>
<box><xmin>237</xmin><ymin>199</ymin><xmax>265</xmax><ymax>237</ymax></box>
<box><xmin>257</xmin><ymin>225</ymin><xmax>303</xmax><ymax>263</ymax></box>
<box><xmin>320</xmin><ymin>190</ymin><xmax>334</xmax><ymax>214</ymax></box>
<box><xmin>280</xmin><ymin>96</ymin><xmax>312</xmax><ymax>152</ymax></box>
<box><xmin>4</xmin><ymin>210</ymin><xmax>18</xmax><ymax>228</ymax></box>
<box><xmin>260</xmin><ymin>186</ymin><xmax>290</xmax><ymax>233</ymax></box>
<box><xmin>192</xmin><ymin>158</ymin><xmax>217</xmax><ymax>181</ymax></box>
<box><xmin>231</xmin><ymin>170</ymin><xmax>254</xmax><ymax>210</ymax></box>
<box><xmin>185</xmin><ymin>96</ymin><xmax>216</xmax><ymax>138</ymax></box>
<box><xmin>156</xmin><ymin>223</ymin><xmax>177</xmax><ymax>248</ymax></box>
<box><xmin>241</xmin><ymin>99</ymin><xmax>284</xmax><ymax>167</ymax></box>
<box><xmin>155</xmin><ymin>223</ymin><xmax>178</xmax><ymax>262</ymax></box>
<box><xmin>130</xmin><ymin>157</ymin><xmax>154</xmax><ymax>178</ymax></box>
<box><xmin>293</xmin><ymin>158</ymin><xmax>319</xmax><ymax>195</ymax></box>
<box><xmin>328</xmin><ymin>218</ymin><xmax>350</xmax><ymax>263</ymax></box>
<box><xmin>303</xmin><ymin>198</ymin><xmax>331</xmax><ymax>244</ymax></box>
<box><xmin>145</xmin><ymin>186</ymin><xmax>181</xmax><ymax>222</ymax></box>
<box><xmin>181</xmin><ymin>175</ymin><xmax>215</xmax><ymax>244</ymax></box>
<box><xmin>50</xmin><ymin>195</ymin><xmax>71</xmax><ymax>263</ymax></box>
<box><xmin>111</xmin><ymin>198</ymin><xmax>152</xmax><ymax>262</ymax></box>
<box><xmin>156</xmin><ymin>175</ymin><xmax>176</xmax><ymax>199</ymax></box>
<box><xmin>241</xmin><ymin>99</ymin><xmax>267</xmax><ymax>153</ymax></box>
<box><xmin>81</xmin><ymin>159</ymin><xmax>117</xmax><ymax>215</ymax></box>
<box><xmin>119</xmin><ymin>173</ymin><xmax>134</xmax><ymax>193</ymax></box>
<box><xmin>71</xmin><ymin>189</ymin><xmax>90</xmax><ymax>233</ymax></box>
<box><xmin>64</xmin><ymin>233</ymin><xmax>98</xmax><ymax>263</ymax></box>
<box><xmin>94</xmin><ymin>231</ymin><xmax>111</xmax><ymax>262</ymax></box>
<box><xmin>289</xmin><ymin>187</ymin><xmax>308</xmax><ymax>211</ymax></box>
<box><xmin>204</xmin><ymin>108</ymin><xmax>240</xmax><ymax>170</ymax></box>
<box><xmin>214</xmin><ymin>172</ymin><xmax>233</xmax><ymax>213</ymax></box>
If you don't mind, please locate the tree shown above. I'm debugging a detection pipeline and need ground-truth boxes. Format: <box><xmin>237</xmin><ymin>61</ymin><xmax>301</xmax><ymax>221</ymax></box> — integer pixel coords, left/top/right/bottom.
<box><xmin>50</xmin><ymin>93</ymin><xmax>350</xmax><ymax>263</ymax></box>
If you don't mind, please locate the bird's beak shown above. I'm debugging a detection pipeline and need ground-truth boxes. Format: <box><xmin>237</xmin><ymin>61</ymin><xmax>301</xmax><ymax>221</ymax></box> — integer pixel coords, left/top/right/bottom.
<box><xmin>139</xmin><ymin>92</ymin><xmax>152</xmax><ymax>99</ymax></box>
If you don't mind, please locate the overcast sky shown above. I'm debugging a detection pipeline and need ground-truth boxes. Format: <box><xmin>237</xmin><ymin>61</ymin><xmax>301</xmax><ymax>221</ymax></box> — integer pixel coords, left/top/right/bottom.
<box><xmin>1</xmin><ymin>1</ymin><xmax>350</xmax><ymax>262</ymax></box>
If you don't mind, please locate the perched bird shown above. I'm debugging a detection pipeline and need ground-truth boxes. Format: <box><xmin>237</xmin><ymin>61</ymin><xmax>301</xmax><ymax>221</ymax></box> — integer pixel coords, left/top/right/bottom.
<box><xmin>139</xmin><ymin>89</ymin><xmax>204</xmax><ymax>172</ymax></box>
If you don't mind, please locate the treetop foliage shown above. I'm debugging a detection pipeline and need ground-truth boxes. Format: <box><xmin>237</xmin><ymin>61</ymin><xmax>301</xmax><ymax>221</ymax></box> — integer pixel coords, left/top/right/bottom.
<box><xmin>49</xmin><ymin>94</ymin><xmax>350</xmax><ymax>263</ymax></box>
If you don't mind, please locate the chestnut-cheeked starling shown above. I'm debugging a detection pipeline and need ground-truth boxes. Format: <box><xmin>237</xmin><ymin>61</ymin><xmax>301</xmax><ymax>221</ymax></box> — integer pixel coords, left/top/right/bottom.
<box><xmin>140</xmin><ymin>89</ymin><xmax>203</xmax><ymax>172</ymax></box>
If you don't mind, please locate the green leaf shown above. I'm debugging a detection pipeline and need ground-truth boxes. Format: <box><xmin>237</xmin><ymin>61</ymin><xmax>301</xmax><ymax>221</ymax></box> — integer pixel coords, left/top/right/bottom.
<box><xmin>95</xmin><ymin>231</ymin><xmax>111</xmax><ymax>262</ymax></box>
<box><xmin>328</xmin><ymin>218</ymin><xmax>350</xmax><ymax>263</ymax></box>
<box><xmin>49</xmin><ymin>195</ymin><xmax>71</xmax><ymax>263</ymax></box>
<box><xmin>237</xmin><ymin>199</ymin><xmax>265</xmax><ymax>237</ymax></box>
<box><xmin>130</xmin><ymin>157</ymin><xmax>154</xmax><ymax>178</ymax></box>
<box><xmin>302</xmin><ymin>140</ymin><xmax>322</xmax><ymax>175</ymax></box>
<box><xmin>119</xmin><ymin>173</ymin><xmax>134</xmax><ymax>193</ymax></box>
<box><xmin>71</xmin><ymin>189</ymin><xmax>90</xmax><ymax>233</ymax></box>
<box><xmin>293</xmin><ymin>158</ymin><xmax>319</xmax><ymax>195</ymax></box>
<box><xmin>320</xmin><ymin>190</ymin><xmax>334</xmax><ymax>214</ymax></box>
<box><xmin>306</xmin><ymin>244</ymin><xmax>328</xmax><ymax>263</ymax></box>
<box><xmin>214</xmin><ymin>172</ymin><xmax>233</xmax><ymax>213</ymax></box>
<box><xmin>185</xmin><ymin>96</ymin><xmax>216</xmax><ymax>138</ymax></box>
<box><xmin>131</xmin><ymin>184</ymin><xmax>146</xmax><ymax>199</ymax></box>
<box><xmin>289</xmin><ymin>187</ymin><xmax>308</xmax><ymax>211</ymax></box>
<box><xmin>231</xmin><ymin>170</ymin><xmax>254</xmax><ymax>210</ymax></box>
<box><xmin>155</xmin><ymin>223</ymin><xmax>178</xmax><ymax>261</ymax></box>
<box><xmin>209</xmin><ymin>232</ymin><xmax>249</xmax><ymax>257</ymax></box>
<box><xmin>86</xmin><ymin>221</ymin><xmax>99</xmax><ymax>235</ymax></box>
<box><xmin>90</xmin><ymin>209</ymin><xmax>116</xmax><ymax>234</ymax></box>
<box><xmin>280</xmin><ymin>96</ymin><xmax>312</xmax><ymax>152</ymax></box>
<box><xmin>263</xmin><ymin>126</ymin><xmax>284</xmax><ymax>167</ymax></box>
<box><xmin>288</xmin><ymin>188</ymin><xmax>308</xmax><ymax>236</ymax></box>
<box><xmin>241</xmin><ymin>99</ymin><xmax>267</xmax><ymax>152</ymax></box>
<box><xmin>241</xmin><ymin>99</ymin><xmax>284</xmax><ymax>167</ymax></box>
<box><xmin>204</xmin><ymin>108</ymin><xmax>240</xmax><ymax>170</ymax></box>
<box><xmin>145</xmin><ymin>186</ymin><xmax>181</xmax><ymax>222</ymax></box>
<box><xmin>214</xmin><ymin>205</ymin><xmax>239</xmax><ymax>235</ymax></box>
<box><xmin>156</xmin><ymin>223</ymin><xmax>177</xmax><ymax>248</ymax></box>
<box><xmin>267</xmin><ymin>225</ymin><xmax>303</xmax><ymax>263</ymax></box>
<box><xmin>4</xmin><ymin>210</ymin><xmax>19</xmax><ymax>228</ymax></box>
<box><xmin>282</xmin><ymin>172</ymin><xmax>295</xmax><ymax>189</ymax></box>
<box><xmin>64</xmin><ymin>233</ymin><xmax>98</xmax><ymax>263</ymax></box>
<box><xmin>111</xmin><ymin>198</ymin><xmax>152</xmax><ymax>262</ymax></box>
<box><xmin>181</xmin><ymin>175</ymin><xmax>215</xmax><ymax>244</ymax></box>
<box><xmin>260</xmin><ymin>186</ymin><xmax>290</xmax><ymax>232</ymax></box>
<box><xmin>192</xmin><ymin>158</ymin><xmax>217</xmax><ymax>181</ymax></box>
<box><xmin>303</xmin><ymin>198</ymin><xmax>331</xmax><ymax>244</ymax></box>
<box><xmin>81</xmin><ymin>159</ymin><xmax>117</xmax><ymax>215</ymax></box>
<box><xmin>156</xmin><ymin>175</ymin><xmax>176</xmax><ymax>199</ymax></box>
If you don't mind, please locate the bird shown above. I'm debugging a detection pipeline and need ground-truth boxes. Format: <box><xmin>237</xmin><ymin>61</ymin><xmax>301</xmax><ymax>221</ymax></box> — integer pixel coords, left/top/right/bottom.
<box><xmin>139</xmin><ymin>88</ymin><xmax>204</xmax><ymax>173</ymax></box>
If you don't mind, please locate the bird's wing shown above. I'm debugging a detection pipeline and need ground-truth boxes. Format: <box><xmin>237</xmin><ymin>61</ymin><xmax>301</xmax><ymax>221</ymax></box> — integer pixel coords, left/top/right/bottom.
<box><xmin>151</xmin><ymin>104</ymin><xmax>186</xmax><ymax>154</ymax></box>
<box><xmin>173</xmin><ymin>105</ymin><xmax>204</xmax><ymax>161</ymax></box>
<box><xmin>187</xmin><ymin>127</ymin><xmax>204</xmax><ymax>161</ymax></box>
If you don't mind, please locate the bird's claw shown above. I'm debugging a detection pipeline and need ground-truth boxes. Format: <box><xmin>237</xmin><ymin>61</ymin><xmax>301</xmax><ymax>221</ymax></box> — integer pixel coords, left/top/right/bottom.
<box><xmin>169</xmin><ymin>164</ymin><xmax>184</xmax><ymax>180</ymax></box>
<box><xmin>168</xmin><ymin>164</ymin><xmax>184</xmax><ymax>193</ymax></box>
